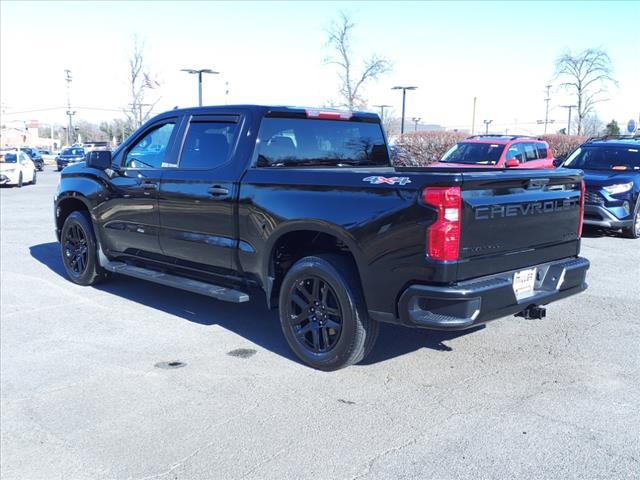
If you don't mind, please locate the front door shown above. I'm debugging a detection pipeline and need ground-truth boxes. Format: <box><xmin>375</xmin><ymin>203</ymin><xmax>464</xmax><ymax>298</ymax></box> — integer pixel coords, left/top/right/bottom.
<box><xmin>97</xmin><ymin>120</ymin><xmax>179</xmax><ymax>257</ymax></box>
<box><xmin>158</xmin><ymin>113</ymin><xmax>242</xmax><ymax>273</ymax></box>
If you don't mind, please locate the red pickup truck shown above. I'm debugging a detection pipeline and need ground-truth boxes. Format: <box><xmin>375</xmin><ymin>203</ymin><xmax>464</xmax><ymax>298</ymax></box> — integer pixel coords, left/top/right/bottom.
<box><xmin>433</xmin><ymin>135</ymin><xmax>556</xmax><ymax>169</ymax></box>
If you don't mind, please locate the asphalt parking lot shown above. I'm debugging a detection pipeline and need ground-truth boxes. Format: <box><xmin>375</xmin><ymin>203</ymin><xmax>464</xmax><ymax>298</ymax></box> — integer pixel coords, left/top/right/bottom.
<box><xmin>1</xmin><ymin>169</ymin><xmax>639</xmax><ymax>480</ymax></box>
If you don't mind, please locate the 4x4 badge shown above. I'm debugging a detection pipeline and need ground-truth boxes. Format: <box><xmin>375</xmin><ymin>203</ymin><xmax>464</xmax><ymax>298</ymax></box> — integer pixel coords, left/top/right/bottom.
<box><xmin>363</xmin><ymin>176</ymin><xmax>412</xmax><ymax>185</ymax></box>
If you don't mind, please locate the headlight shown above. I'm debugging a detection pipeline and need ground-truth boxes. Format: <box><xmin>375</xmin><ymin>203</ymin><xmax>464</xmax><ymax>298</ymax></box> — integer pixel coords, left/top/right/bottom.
<box><xmin>603</xmin><ymin>182</ymin><xmax>633</xmax><ymax>195</ymax></box>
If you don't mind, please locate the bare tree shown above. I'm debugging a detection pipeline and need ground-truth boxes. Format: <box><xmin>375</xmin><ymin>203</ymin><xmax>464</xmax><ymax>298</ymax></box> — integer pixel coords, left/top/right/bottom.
<box><xmin>580</xmin><ymin>113</ymin><xmax>605</xmax><ymax>136</ymax></box>
<box><xmin>555</xmin><ymin>48</ymin><xmax>617</xmax><ymax>135</ymax></box>
<box><xmin>325</xmin><ymin>12</ymin><xmax>391</xmax><ymax>110</ymax></box>
<box><xmin>127</xmin><ymin>37</ymin><xmax>161</xmax><ymax>128</ymax></box>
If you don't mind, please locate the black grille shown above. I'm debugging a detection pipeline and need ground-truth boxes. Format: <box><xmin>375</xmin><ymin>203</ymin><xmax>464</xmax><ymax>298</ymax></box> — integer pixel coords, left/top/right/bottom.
<box><xmin>584</xmin><ymin>190</ymin><xmax>604</xmax><ymax>205</ymax></box>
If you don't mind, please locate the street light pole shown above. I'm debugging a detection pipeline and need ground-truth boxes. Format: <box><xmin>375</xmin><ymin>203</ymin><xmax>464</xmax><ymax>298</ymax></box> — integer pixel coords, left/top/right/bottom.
<box><xmin>471</xmin><ymin>96</ymin><xmax>477</xmax><ymax>135</ymax></box>
<box><xmin>373</xmin><ymin>104</ymin><xmax>392</xmax><ymax>121</ymax></box>
<box><xmin>483</xmin><ymin>119</ymin><xmax>493</xmax><ymax>134</ymax></box>
<box><xmin>543</xmin><ymin>84</ymin><xmax>552</xmax><ymax>134</ymax></box>
<box><xmin>392</xmin><ymin>86</ymin><xmax>417</xmax><ymax>135</ymax></box>
<box><xmin>181</xmin><ymin>68</ymin><xmax>219</xmax><ymax>106</ymax></box>
<box><xmin>412</xmin><ymin>117</ymin><xmax>421</xmax><ymax>132</ymax></box>
<box><xmin>560</xmin><ymin>105</ymin><xmax>577</xmax><ymax>135</ymax></box>
<box><xmin>64</xmin><ymin>69</ymin><xmax>74</xmax><ymax>145</ymax></box>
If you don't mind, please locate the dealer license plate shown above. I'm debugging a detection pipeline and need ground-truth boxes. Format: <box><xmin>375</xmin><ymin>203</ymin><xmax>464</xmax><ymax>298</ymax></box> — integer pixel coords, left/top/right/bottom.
<box><xmin>513</xmin><ymin>268</ymin><xmax>537</xmax><ymax>296</ymax></box>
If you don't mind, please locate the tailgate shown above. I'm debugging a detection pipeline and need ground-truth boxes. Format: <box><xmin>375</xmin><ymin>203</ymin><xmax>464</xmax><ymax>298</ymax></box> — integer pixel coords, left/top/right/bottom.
<box><xmin>458</xmin><ymin>169</ymin><xmax>583</xmax><ymax>278</ymax></box>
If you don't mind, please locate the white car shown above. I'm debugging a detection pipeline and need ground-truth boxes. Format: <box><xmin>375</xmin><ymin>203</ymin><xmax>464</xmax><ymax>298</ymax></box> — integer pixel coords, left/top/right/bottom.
<box><xmin>0</xmin><ymin>150</ymin><xmax>37</xmax><ymax>187</ymax></box>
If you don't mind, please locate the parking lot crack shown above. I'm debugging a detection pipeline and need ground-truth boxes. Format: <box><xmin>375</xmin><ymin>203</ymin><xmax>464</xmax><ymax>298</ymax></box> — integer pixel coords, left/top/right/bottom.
<box><xmin>132</xmin><ymin>402</ymin><xmax>260</xmax><ymax>480</ymax></box>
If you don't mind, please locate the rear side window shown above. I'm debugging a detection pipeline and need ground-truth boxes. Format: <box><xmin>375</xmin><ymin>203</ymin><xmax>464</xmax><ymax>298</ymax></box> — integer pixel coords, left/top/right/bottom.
<box><xmin>536</xmin><ymin>142</ymin><xmax>548</xmax><ymax>159</ymax></box>
<box><xmin>255</xmin><ymin>118</ymin><xmax>389</xmax><ymax>167</ymax></box>
<box><xmin>179</xmin><ymin>121</ymin><xmax>238</xmax><ymax>169</ymax></box>
<box><xmin>523</xmin><ymin>143</ymin><xmax>538</xmax><ymax>162</ymax></box>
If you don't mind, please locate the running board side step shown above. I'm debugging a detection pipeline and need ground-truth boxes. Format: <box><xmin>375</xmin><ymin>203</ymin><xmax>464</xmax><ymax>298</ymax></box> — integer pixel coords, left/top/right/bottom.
<box><xmin>103</xmin><ymin>261</ymin><xmax>250</xmax><ymax>303</ymax></box>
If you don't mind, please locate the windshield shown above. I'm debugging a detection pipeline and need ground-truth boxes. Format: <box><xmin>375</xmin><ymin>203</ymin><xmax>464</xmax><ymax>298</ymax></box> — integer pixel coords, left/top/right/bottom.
<box><xmin>1</xmin><ymin>153</ymin><xmax>18</xmax><ymax>163</ymax></box>
<box><xmin>564</xmin><ymin>146</ymin><xmax>640</xmax><ymax>171</ymax></box>
<box><xmin>61</xmin><ymin>148</ymin><xmax>85</xmax><ymax>156</ymax></box>
<box><xmin>440</xmin><ymin>142</ymin><xmax>505</xmax><ymax>165</ymax></box>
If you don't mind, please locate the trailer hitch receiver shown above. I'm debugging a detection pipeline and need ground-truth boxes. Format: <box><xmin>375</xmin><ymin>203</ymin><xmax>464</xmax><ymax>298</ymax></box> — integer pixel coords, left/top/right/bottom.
<box><xmin>515</xmin><ymin>305</ymin><xmax>547</xmax><ymax>320</ymax></box>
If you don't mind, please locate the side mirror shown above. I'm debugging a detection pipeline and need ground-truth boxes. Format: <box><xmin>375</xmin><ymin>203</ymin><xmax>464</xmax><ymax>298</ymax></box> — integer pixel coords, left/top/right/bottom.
<box><xmin>505</xmin><ymin>159</ymin><xmax>519</xmax><ymax>168</ymax></box>
<box><xmin>552</xmin><ymin>158</ymin><xmax>563</xmax><ymax>167</ymax></box>
<box><xmin>86</xmin><ymin>150</ymin><xmax>112</xmax><ymax>170</ymax></box>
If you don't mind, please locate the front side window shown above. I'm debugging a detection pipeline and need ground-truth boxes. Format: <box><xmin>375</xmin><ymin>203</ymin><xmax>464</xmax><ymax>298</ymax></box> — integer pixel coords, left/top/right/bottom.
<box><xmin>441</xmin><ymin>142</ymin><xmax>505</xmax><ymax>165</ymax></box>
<box><xmin>179</xmin><ymin>122</ymin><xmax>238</xmax><ymax>169</ymax></box>
<box><xmin>255</xmin><ymin>118</ymin><xmax>389</xmax><ymax>167</ymax></box>
<box><xmin>124</xmin><ymin>122</ymin><xmax>175</xmax><ymax>169</ymax></box>
<box><xmin>505</xmin><ymin>143</ymin><xmax>525</xmax><ymax>162</ymax></box>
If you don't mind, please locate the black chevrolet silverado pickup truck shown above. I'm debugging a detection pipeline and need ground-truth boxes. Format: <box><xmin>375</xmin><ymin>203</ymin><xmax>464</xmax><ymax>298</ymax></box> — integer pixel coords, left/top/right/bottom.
<box><xmin>54</xmin><ymin>105</ymin><xmax>590</xmax><ymax>370</ymax></box>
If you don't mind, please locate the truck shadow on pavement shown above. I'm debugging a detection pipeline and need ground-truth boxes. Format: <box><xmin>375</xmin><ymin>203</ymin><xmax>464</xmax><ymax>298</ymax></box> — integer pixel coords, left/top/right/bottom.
<box><xmin>30</xmin><ymin>242</ymin><xmax>479</xmax><ymax>367</ymax></box>
<box><xmin>581</xmin><ymin>225</ymin><xmax>627</xmax><ymax>239</ymax></box>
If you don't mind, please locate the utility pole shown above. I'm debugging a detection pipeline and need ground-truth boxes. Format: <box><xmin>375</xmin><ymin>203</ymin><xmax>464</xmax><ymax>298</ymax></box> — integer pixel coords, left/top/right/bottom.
<box><xmin>471</xmin><ymin>96</ymin><xmax>477</xmax><ymax>135</ymax></box>
<box><xmin>392</xmin><ymin>86</ymin><xmax>417</xmax><ymax>135</ymax></box>
<box><xmin>64</xmin><ymin>69</ymin><xmax>75</xmax><ymax>145</ymax></box>
<box><xmin>560</xmin><ymin>105</ymin><xmax>577</xmax><ymax>135</ymax></box>
<box><xmin>128</xmin><ymin>103</ymin><xmax>153</xmax><ymax>129</ymax></box>
<box><xmin>412</xmin><ymin>117</ymin><xmax>421</xmax><ymax>132</ymax></box>
<box><xmin>373</xmin><ymin>104</ymin><xmax>392</xmax><ymax>121</ymax></box>
<box><xmin>181</xmin><ymin>68</ymin><xmax>219</xmax><ymax>106</ymax></box>
<box><xmin>543</xmin><ymin>84</ymin><xmax>552</xmax><ymax>134</ymax></box>
<box><xmin>483</xmin><ymin>119</ymin><xmax>493</xmax><ymax>134</ymax></box>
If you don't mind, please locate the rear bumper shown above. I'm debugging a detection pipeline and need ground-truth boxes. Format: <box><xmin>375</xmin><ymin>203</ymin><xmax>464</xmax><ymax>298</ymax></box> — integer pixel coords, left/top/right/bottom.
<box><xmin>396</xmin><ymin>256</ymin><xmax>589</xmax><ymax>330</ymax></box>
<box><xmin>583</xmin><ymin>204</ymin><xmax>633</xmax><ymax>229</ymax></box>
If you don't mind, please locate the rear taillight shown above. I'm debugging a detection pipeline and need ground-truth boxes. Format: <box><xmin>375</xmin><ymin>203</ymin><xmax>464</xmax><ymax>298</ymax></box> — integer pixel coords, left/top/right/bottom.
<box><xmin>578</xmin><ymin>179</ymin><xmax>585</xmax><ymax>237</ymax></box>
<box><xmin>423</xmin><ymin>186</ymin><xmax>461</xmax><ymax>261</ymax></box>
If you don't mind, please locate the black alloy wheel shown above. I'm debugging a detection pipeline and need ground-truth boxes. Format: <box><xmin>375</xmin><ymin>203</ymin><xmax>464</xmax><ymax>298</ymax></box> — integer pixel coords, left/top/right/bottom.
<box><xmin>286</xmin><ymin>276</ymin><xmax>343</xmax><ymax>353</ymax></box>
<box><xmin>279</xmin><ymin>254</ymin><xmax>379</xmax><ymax>371</ymax></box>
<box><xmin>60</xmin><ymin>211</ymin><xmax>110</xmax><ymax>285</ymax></box>
<box><xmin>63</xmin><ymin>223</ymin><xmax>89</xmax><ymax>277</ymax></box>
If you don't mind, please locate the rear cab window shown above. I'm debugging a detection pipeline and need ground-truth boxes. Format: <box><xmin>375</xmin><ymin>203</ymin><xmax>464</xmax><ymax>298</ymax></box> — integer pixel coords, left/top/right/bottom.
<box><xmin>254</xmin><ymin>117</ymin><xmax>389</xmax><ymax>167</ymax></box>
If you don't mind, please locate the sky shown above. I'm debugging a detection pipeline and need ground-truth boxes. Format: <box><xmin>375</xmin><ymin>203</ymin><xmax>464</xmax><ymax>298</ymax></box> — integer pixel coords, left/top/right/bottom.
<box><xmin>1</xmin><ymin>0</ymin><xmax>639</xmax><ymax>135</ymax></box>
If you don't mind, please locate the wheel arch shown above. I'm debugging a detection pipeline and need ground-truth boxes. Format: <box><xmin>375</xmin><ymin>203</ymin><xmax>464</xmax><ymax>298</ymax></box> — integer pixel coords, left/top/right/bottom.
<box><xmin>262</xmin><ymin>221</ymin><xmax>367</xmax><ymax>309</ymax></box>
<box><xmin>55</xmin><ymin>193</ymin><xmax>93</xmax><ymax>241</ymax></box>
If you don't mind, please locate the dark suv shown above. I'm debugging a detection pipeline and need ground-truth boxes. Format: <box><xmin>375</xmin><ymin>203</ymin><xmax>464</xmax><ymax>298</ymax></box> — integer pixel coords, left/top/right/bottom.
<box><xmin>20</xmin><ymin>147</ymin><xmax>44</xmax><ymax>171</ymax></box>
<box><xmin>563</xmin><ymin>136</ymin><xmax>640</xmax><ymax>238</ymax></box>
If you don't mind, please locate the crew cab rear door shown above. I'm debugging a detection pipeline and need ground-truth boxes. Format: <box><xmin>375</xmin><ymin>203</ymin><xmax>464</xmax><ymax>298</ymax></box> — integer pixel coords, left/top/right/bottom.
<box><xmin>158</xmin><ymin>112</ymin><xmax>244</xmax><ymax>273</ymax></box>
<box><xmin>457</xmin><ymin>169</ymin><xmax>583</xmax><ymax>279</ymax></box>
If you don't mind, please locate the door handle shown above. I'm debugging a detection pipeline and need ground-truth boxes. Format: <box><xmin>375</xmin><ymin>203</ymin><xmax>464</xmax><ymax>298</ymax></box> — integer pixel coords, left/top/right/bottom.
<box><xmin>208</xmin><ymin>186</ymin><xmax>229</xmax><ymax>196</ymax></box>
<box><xmin>140</xmin><ymin>182</ymin><xmax>158</xmax><ymax>190</ymax></box>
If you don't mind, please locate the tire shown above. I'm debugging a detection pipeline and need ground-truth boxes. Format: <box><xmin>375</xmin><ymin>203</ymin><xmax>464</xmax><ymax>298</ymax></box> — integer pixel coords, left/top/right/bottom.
<box><xmin>279</xmin><ymin>254</ymin><xmax>379</xmax><ymax>371</ymax></box>
<box><xmin>32</xmin><ymin>170</ymin><xmax>37</xmax><ymax>185</ymax></box>
<box><xmin>17</xmin><ymin>173</ymin><xmax>23</xmax><ymax>188</ymax></box>
<box><xmin>60</xmin><ymin>211</ymin><xmax>110</xmax><ymax>286</ymax></box>
<box><xmin>622</xmin><ymin>201</ymin><xmax>640</xmax><ymax>239</ymax></box>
